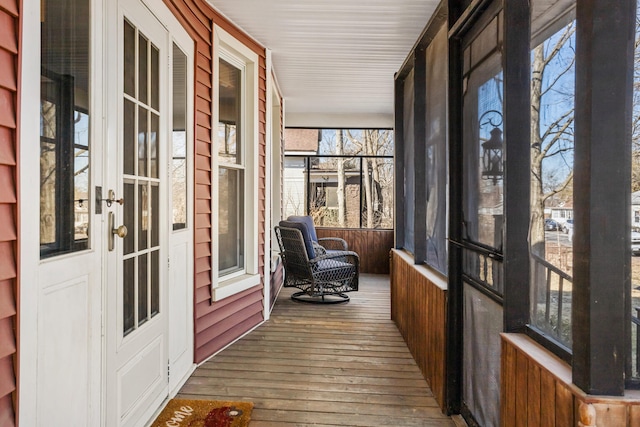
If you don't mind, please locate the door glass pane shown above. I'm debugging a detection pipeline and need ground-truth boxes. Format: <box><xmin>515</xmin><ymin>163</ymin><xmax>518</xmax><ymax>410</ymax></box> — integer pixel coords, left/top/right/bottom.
<box><xmin>218</xmin><ymin>59</ymin><xmax>241</xmax><ymax>165</ymax></box>
<box><xmin>40</xmin><ymin>0</ymin><xmax>91</xmax><ymax>258</ymax></box>
<box><xmin>123</xmin><ymin>181</ymin><xmax>135</xmax><ymax>255</ymax></box>
<box><xmin>151</xmin><ymin>45</ymin><xmax>159</xmax><ymax>111</ymax></box>
<box><xmin>138</xmin><ymin>106</ymin><xmax>148</xmax><ymax>177</ymax></box>
<box><xmin>462</xmin><ymin>56</ymin><xmax>504</xmax><ymax>250</ymax></box>
<box><xmin>219</xmin><ymin>167</ymin><xmax>244</xmax><ymax>275</ymax></box>
<box><xmin>172</xmin><ymin>44</ymin><xmax>188</xmax><ymax>230</ymax></box>
<box><xmin>138</xmin><ymin>34</ymin><xmax>148</xmax><ymax>105</ymax></box>
<box><xmin>151</xmin><ymin>183</ymin><xmax>159</xmax><ymax>247</ymax></box>
<box><xmin>123</xmin><ymin>257</ymin><xmax>135</xmax><ymax>335</ymax></box>
<box><xmin>124</xmin><ymin>20</ymin><xmax>135</xmax><ymax>97</ymax></box>
<box><xmin>124</xmin><ymin>99</ymin><xmax>136</xmax><ymax>175</ymax></box>
<box><xmin>150</xmin><ymin>112</ymin><xmax>159</xmax><ymax>178</ymax></box>
<box><xmin>151</xmin><ymin>250</ymin><xmax>159</xmax><ymax>317</ymax></box>
<box><xmin>138</xmin><ymin>253</ymin><xmax>148</xmax><ymax>325</ymax></box>
<box><xmin>139</xmin><ymin>183</ymin><xmax>149</xmax><ymax>250</ymax></box>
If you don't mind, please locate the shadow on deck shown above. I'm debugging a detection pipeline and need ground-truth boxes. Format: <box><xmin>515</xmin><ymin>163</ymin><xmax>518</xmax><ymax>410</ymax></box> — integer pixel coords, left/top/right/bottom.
<box><xmin>177</xmin><ymin>273</ymin><xmax>455</xmax><ymax>426</ymax></box>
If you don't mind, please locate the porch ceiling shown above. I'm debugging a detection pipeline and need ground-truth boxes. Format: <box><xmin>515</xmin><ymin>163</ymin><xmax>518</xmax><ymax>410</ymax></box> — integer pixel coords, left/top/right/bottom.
<box><xmin>207</xmin><ymin>0</ymin><xmax>441</xmax><ymax>128</ymax></box>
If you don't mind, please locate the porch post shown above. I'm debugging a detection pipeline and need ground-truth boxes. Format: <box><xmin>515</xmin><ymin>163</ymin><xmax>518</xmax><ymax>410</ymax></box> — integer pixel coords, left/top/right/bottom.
<box><xmin>394</xmin><ymin>76</ymin><xmax>406</xmax><ymax>249</ymax></box>
<box><xmin>573</xmin><ymin>0</ymin><xmax>636</xmax><ymax>395</ymax></box>
<box><xmin>502</xmin><ymin>0</ymin><xmax>531</xmax><ymax>332</ymax></box>
<box><xmin>445</xmin><ymin>0</ymin><xmax>464</xmax><ymax>414</ymax></box>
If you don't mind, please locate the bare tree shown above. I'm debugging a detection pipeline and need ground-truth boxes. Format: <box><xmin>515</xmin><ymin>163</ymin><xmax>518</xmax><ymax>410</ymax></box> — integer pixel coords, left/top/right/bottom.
<box><xmin>530</xmin><ymin>23</ymin><xmax>576</xmax><ymax>256</ymax></box>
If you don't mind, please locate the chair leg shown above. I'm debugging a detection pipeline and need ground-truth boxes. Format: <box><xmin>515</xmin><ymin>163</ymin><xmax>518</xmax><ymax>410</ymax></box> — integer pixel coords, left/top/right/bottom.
<box><xmin>290</xmin><ymin>291</ymin><xmax>350</xmax><ymax>304</ymax></box>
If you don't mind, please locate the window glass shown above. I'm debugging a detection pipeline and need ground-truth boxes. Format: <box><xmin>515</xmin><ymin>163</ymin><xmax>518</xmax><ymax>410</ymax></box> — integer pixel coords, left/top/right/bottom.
<box><xmin>461</xmin><ymin>16</ymin><xmax>504</xmax><ymax>296</ymax></box>
<box><xmin>172</xmin><ymin>44</ymin><xmax>188</xmax><ymax>230</ymax></box>
<box><xmin>404</xmin><ymin>70</ymin><xmax>416</xmax><ymax>250</ymax></box>
<box><xmin>40</xmin><ymin>0</ymin><xmax>91</xmax><ymax>258</ymax></box>
<box><xmin>218</xmin><ymin>168</ymin><xmax>244</xmax><ymax>274</ymax></box>
<box><xmin>218</xmin><ymin>59</ymin><xmax>241</xmax><ymax>165</ymax></box>
<box><xmin>424</xmin><ymin>24</ymin><xmax>449</xmax><ymax>274</ymax></box>
<box><xmin>631</xmin><ymin>3</ymin><xmax>640</xmax><ymax>381</ymax></box>
<box><xmin>217</xmin><ymin>58</ymin><xmax>244</xmax><ymax>277</ymax></box>
<box><xmin>529</xmin><ymin>21</ymin><xmax>576</xmax><ymax>349</ymax></box>
<box><xmin>282</xmin><ymin>129</ymin><xmax>394</xmax><ymax>229</ymax></box>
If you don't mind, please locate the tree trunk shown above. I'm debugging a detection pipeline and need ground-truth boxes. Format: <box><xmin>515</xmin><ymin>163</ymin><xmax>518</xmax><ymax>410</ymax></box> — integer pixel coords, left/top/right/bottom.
<box><xmin>530</xmin><ymin>44</ymin><xmax>546</xmax><ymax>257</ymax></box>
<box><xmin>363</xmin><ymin>130</ymin><xmax>374</xmax><ymax>228</ymax></box>
<box><xmin>336</xmin><ymin>129</ymin><xmax>346</xmax><ymax>227</ymax></box>
<box><xmin>370</xmin><ymin>130</ymin><xmax>382</xmax><ymax>227</ymax></box>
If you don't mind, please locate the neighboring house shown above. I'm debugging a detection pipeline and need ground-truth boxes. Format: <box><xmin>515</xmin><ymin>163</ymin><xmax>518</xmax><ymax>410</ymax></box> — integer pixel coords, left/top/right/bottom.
<box><xmin>545</xmin><ymin>204</ymin><xmax>573</xmax><ymax>228</ymax></box>
<box><xmin>283</xmin><ymin>128</ymin><xmax>319</xmax><ymax>218</ymax></box>
<box><xmin>632</xmin><ymin>191</ymin><xmax>640</xmax><ymax>229</ymax></box>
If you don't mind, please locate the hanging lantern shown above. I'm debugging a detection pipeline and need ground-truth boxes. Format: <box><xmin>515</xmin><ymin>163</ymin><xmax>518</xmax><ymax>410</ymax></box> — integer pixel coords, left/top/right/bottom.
<box><xmin>481</xmin><ymin>126</ymin><xmax>503</xmax><ymax>185</ymax></box>
<box><xmin>478</xmin><ymin>110</ymin><xmax>503</xmax><ymax>185</ymax></box>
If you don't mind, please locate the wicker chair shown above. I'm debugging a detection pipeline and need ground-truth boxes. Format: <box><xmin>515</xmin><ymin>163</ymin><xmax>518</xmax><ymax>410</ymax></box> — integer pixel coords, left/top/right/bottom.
<box><xmin>275</xmin><ymin>220</ymin><xmax>359</xmax><ymax>304</ymax></box>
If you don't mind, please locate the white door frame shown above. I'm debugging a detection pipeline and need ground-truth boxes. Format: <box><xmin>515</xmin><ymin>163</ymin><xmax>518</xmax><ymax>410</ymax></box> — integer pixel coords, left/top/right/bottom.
<box><xmin>264</xmin><ymin>55</ymin><xmax>284</xmax><ymax>318</ymax></box>
<box><xmin>19</xmin><ymin>0</ymin><xmax>194</xmax><ymax>425</ymax></box>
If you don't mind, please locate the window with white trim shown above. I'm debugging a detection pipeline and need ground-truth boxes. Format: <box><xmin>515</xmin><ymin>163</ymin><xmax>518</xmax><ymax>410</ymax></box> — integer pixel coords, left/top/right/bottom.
<box><xmin>212</xmin><ymin>26</ymin><xmax>259</xmax><ymax>300</ymax></box>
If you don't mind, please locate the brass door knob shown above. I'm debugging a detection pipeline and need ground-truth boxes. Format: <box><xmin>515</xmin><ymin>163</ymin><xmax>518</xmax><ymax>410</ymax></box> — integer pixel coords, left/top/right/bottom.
<box><xmin>112</xmin><ymin>225</ymin><xmax>128</xmax><ymax>238</ymax></box>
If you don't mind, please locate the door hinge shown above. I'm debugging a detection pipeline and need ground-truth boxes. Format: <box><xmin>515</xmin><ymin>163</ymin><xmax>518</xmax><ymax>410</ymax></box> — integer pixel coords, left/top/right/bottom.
<box><xmin>167</xmin><ymin>360</ymin><xmax>170</xmax><ymax>380</ymax></box>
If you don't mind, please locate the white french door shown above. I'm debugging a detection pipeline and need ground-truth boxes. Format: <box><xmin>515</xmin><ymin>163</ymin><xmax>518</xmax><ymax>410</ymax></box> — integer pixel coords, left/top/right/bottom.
<box><xmin>104</xmin><ymin>2</ymin><xmax>169</xmax><ymax>426</ymax></box>
<box><xmin>22</xmin><ymin>0</ymin><xmax>193</xmax><ymax>425</ymax></box>
<box><xmin>104</xmin><ymin>1</ymin><xmax>194</xmax><ymax>425</ymax></box>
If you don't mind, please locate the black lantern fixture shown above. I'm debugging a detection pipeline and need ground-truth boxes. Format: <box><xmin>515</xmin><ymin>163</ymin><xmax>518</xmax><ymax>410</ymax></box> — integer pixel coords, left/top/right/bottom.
<box><xmin>479</xmin><ymin>110</ymin><xmax>503</xmax><ymax>185</ymax></box>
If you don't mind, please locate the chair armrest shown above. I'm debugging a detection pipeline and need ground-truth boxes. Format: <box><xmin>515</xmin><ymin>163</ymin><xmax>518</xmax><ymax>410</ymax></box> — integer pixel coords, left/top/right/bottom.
<box><xmin>312</xmin><ymin>241</ymin><xmax>327</xmax><ymax>256</ymax></box>
<box><xmin>318</xmin><ymin>237</ymin><xmax>348</xmax><ymax>251</ymax></box>
<box><xmin>310</xmin><ymin>250</ymin><xmax>360</xmax><ymax>267</ymax></box>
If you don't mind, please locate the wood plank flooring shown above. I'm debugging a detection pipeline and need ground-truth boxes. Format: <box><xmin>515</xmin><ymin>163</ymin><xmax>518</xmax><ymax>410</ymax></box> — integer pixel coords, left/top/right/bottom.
<box><xmin>177</xmin><ymin>274</ymin><xmax>455</xmax><ymax>426</ymax></box>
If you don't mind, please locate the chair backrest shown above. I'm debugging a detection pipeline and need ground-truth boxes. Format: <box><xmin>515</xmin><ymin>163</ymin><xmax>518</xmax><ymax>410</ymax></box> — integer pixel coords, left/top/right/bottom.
<box><xmin>275</xmin><ymin>225</ymin><xmax>314</xmax><ymax>279</ymax></box>
<box><xmin>278</xmin><ymin>220</ymin><xmax>316</xmax><ymax>259</ymax></box>
<box><xmin>286</xmin><ymin>215</ymin><xmax>318</xmax><ymax>243</ymax></box>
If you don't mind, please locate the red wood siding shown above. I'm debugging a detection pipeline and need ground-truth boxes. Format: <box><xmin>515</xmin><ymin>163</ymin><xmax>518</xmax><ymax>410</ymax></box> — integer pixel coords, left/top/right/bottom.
<box><xmin>0</xmin><ymin>0</ymin><xmax>18</xmax><ymax>425</ymax></box>
<box><xmin>315</xmin><ymin>228</ymin><xmax>394</xmax><ymax>274</ymax></box>
<box><xmin>390</xmin><ymin>250</ymin><xmax>447</xmax><ymax>412</ymax></box>
<box><xmin>164</xmin><ymin>0</ymin><xmax>266</xmax><ymax>364</ymax></box>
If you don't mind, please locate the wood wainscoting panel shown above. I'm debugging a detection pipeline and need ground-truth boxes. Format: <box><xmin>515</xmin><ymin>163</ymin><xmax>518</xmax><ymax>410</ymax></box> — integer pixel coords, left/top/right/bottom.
<box><xmin>315</xmin><ymin>228</ymin><xmax>393</xmax><ymax>274</ymax></box>
<box><xmin>390</xmin><ymin>249</ymin><xmax>447</xmax><ymax>412</ymax></box>
<box><xmin>501</xmin><ymin>334</ymin><xmax>640</xmax><ymax>427</ymax></box>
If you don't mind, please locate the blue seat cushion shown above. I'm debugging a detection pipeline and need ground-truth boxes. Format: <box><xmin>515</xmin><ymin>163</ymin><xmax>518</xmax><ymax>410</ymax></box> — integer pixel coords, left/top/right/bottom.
<box><xmin>279</xmin><ymin>220</ymin><xmax>316</xmax><ymax>259</ymax></box>
<box><xmin>287</xmin><ymin>215</ymin><xmax>318</xmax><ymax>243</ymax></box>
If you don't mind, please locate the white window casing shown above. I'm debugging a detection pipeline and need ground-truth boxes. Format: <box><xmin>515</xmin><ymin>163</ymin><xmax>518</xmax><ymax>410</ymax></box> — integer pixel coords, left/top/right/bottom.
<box><xmin>211</xmin><ymin>25</ymin><xmax>260</xmax><ymax>301</ymax></box>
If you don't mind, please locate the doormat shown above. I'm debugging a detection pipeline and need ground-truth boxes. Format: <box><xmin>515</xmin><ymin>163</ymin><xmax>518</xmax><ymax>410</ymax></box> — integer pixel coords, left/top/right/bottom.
<box><xmin>150</xmin><ymin>398</ymin><xmax>253</xmax><ymax>427</ymax></box>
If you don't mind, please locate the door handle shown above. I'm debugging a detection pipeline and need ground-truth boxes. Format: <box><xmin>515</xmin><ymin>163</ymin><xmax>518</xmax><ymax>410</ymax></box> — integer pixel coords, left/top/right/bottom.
<box><xmin>103</xmin><ymin>189</ymin><xmax>125</xmax><ymax>207</ymax></box>
<box><xmin>108</xmin><ymin>211</ymin><xmax>128</xmax><ymax>252</ymax></box>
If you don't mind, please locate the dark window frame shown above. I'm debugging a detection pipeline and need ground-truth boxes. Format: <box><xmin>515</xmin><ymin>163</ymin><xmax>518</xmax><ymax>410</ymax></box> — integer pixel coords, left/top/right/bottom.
<box><xmin>40</xmin><ymin>67</ymin><xmax>90</xmax><ymax>259</ymax></box>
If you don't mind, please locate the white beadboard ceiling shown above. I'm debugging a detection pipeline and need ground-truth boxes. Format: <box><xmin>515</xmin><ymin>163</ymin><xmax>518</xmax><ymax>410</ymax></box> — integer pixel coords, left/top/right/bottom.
<box><xmin>207</xmin><ymin>0</ymin><xmax>441</xmax><ymax>128</ymax></box>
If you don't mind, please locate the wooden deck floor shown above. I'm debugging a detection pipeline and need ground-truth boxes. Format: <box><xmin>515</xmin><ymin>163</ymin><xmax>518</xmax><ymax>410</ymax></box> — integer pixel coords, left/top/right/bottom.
<box><xmin>177</xmin><ymin>274</ymin><xmax>455</xmax><ymax>426</ymax></box>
